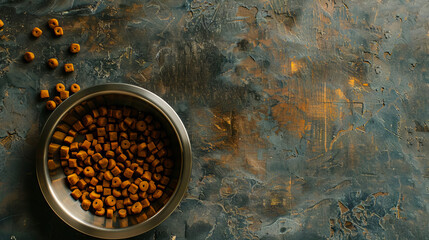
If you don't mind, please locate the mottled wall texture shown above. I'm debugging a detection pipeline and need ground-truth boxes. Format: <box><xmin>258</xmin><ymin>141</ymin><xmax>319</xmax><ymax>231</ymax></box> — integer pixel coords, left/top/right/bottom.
<box><xmin>0</xmin><ymin>0</ymin><xmax>428</xmax><ymax>239</ymax></box>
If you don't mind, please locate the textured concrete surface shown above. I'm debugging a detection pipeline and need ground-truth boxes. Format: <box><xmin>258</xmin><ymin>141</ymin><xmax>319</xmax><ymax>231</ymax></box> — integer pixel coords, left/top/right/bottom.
<box><xmin>0</xmin><ymin>0</ymin><xmax>428</xmax><ymax>239</ymax></box>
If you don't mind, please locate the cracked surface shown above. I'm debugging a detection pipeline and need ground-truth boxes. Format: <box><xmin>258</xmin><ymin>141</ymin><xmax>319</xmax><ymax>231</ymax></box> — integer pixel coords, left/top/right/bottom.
<box><xmin>0</xmin><ymin>0</ymin><xmax>428</xmax><ymax>239</ymax></box>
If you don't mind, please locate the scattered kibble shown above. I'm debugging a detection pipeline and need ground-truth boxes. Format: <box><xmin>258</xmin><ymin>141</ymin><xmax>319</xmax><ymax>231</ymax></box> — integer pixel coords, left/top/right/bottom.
<box><xmin>64</xmin><ymin>63</ymin><xmax>74</xmax><ymax>72</ymax></box>
<box><xmin>32</xmin><ymin>27</ymin><xmax>43</xmax><ymax>37</ymax></box>
<box><xmin>54</xmin><ymin>26</ymin><xmax>63</xmax><ymax>36</ymax></box>
<box><xmin>24</xmin><ymin>52</ymin><xmax>35</xmax><ymax>62</ymax></box>
<box><xmin>48</xmin><ymin>58</ymin><xmax>59</xmax><ymax>69</ymax></box>
<box><xmin>40</xmin><ymin>90</ymin><xmax>49</xmax><ymax>99</ymax></box>
<box><xmin>70</xmin><ymin>43</ymin><xmax>80</xmax><ymax>53</ymax></box>
<box><xmin>48</xmin><ymin>18</ymin><xmax>59</xmax><ymax>29</ymax></box>
<box><xmin>60</xmin><ymin>90</ymin><xmax>69</xmax><ymax>100</ymax></box>
<box><xmin>56</xmin><ymin>83</ymin><xmax>65</xmax><ymax>92</ymax></box>
<box><xmin>53</xmin><ymin>96</ymin><xmax>62</xmax><ymax>105</ymax></box>
<box><xmin>46</xmin><ymin>100</ymin><xmax>56</xmax><ymax>110</ymax></box>
<box><xmin>70</xmin><ymin>83</ymin><xmax>80</xmax><ymax>93</ymax></box>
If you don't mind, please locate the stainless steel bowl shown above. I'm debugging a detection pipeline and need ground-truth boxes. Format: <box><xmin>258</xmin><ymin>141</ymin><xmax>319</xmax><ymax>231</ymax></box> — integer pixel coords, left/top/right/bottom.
<box><xmin>36</xmin><ymin>83</ymin><xmax>192</xmax><ymax>239</ymax></box>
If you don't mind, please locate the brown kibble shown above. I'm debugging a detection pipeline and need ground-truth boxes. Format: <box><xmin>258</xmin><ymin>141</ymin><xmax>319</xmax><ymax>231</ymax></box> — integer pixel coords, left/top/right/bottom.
<box><xmin>113</xmin><ymin>189</ymin><xmax>122</xmax><ymax>198</ymax></box>
<box><xmin>81</xmin><ymin>199</ymin><xmax>91</xmax><ymax>211</ymax></box>
<box><xmin>60</xmin><ymin>90</ymin><xmax>70</xmax><ymax>100</ymax></box>
<box><xmin>131</xmin><ymin>202</ymin><xmax>143</xmax><ymax>214</ymax></box>
<box><xmin>111</xmin><ymin>177</ymin><xmax>122</xmax><ymax>188</ymax></box>
<box><xmin>53</xmin><ymin>96</ymin><xmax>62</xmax><ymax>105</ymax></box>
<box><xmin>71</xmin><ymin>189</ymin><xmax>82</xmax><ymax>200</ymax></box>
<box><xmin>48</xmin><ymin>18</ymin><xmax>59</xmax><ymax>29</ymax></box>
<box><xmin>117</xmin><ymin>153</ymin><xmax>127</xmax><ymax>162</ymax></box>
<box><xmin>83</xmin><ymin>166</ymin><xmax>95</xmax><ymax>177</ymax></box>
<box><xmin>24</xmin><ymin>52</ymin><xmax>35</xmax><ymax>62</ymax></box>
<box><xmin>95</xmin><ymin>207</ymin><xmax>105</xmax><ymax>216</ymax></box>
<box><xmin>92</xmin><ymin>153</ymin><xmax>103</xmax><ymax>162</ymax></box>
<box><xmin>70</xmin><ymin>83</ymin><xmax>80</xmax><ymax>93</ymax></box>
<box><xmin>148</xmin><ymin>181</ymin><xmax>156</xmax><ymax>194</ymax></box>
<box><xmin>153</xmin><ymin>173</ymin><xmax>161</xmax><ymax>181</ymax></box>
<box><xmin>153</xmin><ymin>189</ymin><xmax>163</xmax><ymax>199</ymax></box>
<box><xmin>128</xmin><ymin>183</ymin><xmax>138</xmax><ymax>194</ymax></box>
<box><xmin>121</xmin><ymin>140</ymin><xmax>130</xmax><ymax>150</ymax></box>
<box><xmin>82</xmin><ymin>114</ymin><xmax>93</xmax><ymax>127</ymax></box>
<box><xmin>140</xmin><ymin>198</ymin><xmax>150</xmax><ymax>208</ymax></box>
<box><xmin>105</xmin><ymin>195</ymin><xmax>116</xmax><ymax>207</ymax></box>
<box><xmin>118</xmin><ymin>209</ymin><xmax>127</xmax><ymax>218</ymax></box>
<box><xmin>64</xmin><ymin>63</ymin><xmax>74</xmax><ymax>72</ymax></box>
<box><xmin>142</xmin><ymin>171</ymin><xmax>152</xmax><ymax>181</ymax></box>
<box><xmin>56</xmin><ymin>83</ymin><xmax>66</xmax><ymax>92</ymax></box>
<box><xmin>89</xmin><ymin>191</ymin><xmax>101</xmax><ymax>200</ymax></box>
<box><xmin>70</xmin><ymin>43</ymin><xmax>80</xmax><ymax>53</ymax></box>
<box><xmin>32</xmin><ymin>27</ymin><xmax>42</xmax><ymax>37</ymax></box>
<box><xmin>0</xmin><ymin>20</ymin><xmax>4</xmax><ymax>28</ymax></box>
<box><xmin>40</xmin><ymin>90</ymin><xmax>49</xmax><ymax>99</ymax></box>
<box><xmin>48</xmin><ymin>58</ymin><xmax>59</xmax><ymax>69</ymax></box>
<box><xmin>90</xmin><ymin>177</ymin><xmax>99</xmax><ymax>186</ymax></box>
<box><xmin>106</xmin><ymin>208</ymin><xmax>113</xmax><ymax>218</ymax></box>
<box><xmin>54</xmin><ymin>26</ymin><xmax>63</xmax><ymax>36</ymax></box>
<box><xmin>139</xmin><ymin>181</ymin><xmax>149</xmax><ymax>192</ymax></box>
<box><xmin>68</xmin><ymin>158</ymin><xmax>77</xmax><ymax>168</ymax></box>
<box><xmin>46</xmin><ymin>100</ymin><xmax>56</xmax><ymax>110</ymax></box>
<box><xmin>98</xmin><ymin>158</ymin><xmax>108</xmax><ymax>169</ymax></box>
<box><xmin>160</xmin><ymin>176</ymin><xmax>170</xmax><ymax>185</ymax></box>
<box><xmin>103</xmin><ymin>188</ymin><xmax>111</xmax><ymax>196</ymax></box>
<box><xmin>97</xmin><ymin>127</ymin><xmax>106</xmax><ymax>137</ymax></box>
<box><xmin>80</xmin><ymin>140</ymin><xmax>91</xmax><ymax>150</ymax></box>
<box><xmin>124</xmin><ymin>198</ymin><xmax>133</xmax><ymax>206</ymax></box>
<box><xmin>123</xmin><ymin>168</ymin><xmax>134</xmax><ymax>178</ymax></box>
<box><xmin>136</xmin><ymin>121</ymin><xmax>147</xmax><ymax>131</ymax></box>
<box><xmin>47</xmin><ymin>159</ymin><xmax>58</xmax><ymax>170</ymax></box>
<box><xmin>104</xmin><ymin>171</ymin><xmax>113</xmax><ymax>181</ymax></box>
<box><xmin>67</xmin><ymin>173</ymin><xmax>79</xmax><ymax>185</ymax></box>
<box><xmin>92</xmin><ymin>199</ymin><xmax>103</xmax><ymax>211</ymax></box>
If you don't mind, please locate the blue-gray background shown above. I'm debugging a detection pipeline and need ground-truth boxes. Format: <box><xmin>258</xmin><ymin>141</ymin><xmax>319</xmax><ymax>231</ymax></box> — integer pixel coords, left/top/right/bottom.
<box><xmin>0</xmin><ymin>0</ymin><xmax>428</xmax><ymax>239</ymax></box>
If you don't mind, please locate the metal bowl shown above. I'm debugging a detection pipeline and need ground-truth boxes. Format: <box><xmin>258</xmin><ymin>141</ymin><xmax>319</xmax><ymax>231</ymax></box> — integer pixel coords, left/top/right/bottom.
<box><xmin>36</xmin><ymin>83</ymin><xmax>192</xmax><ymax>239</ymax></box>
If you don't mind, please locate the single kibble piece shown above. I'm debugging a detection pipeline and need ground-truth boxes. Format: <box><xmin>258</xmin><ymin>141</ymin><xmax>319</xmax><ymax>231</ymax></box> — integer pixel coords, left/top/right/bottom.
<box><xmin>70</xmin><ymin>83</ymin><xmax>80</xmax><ymax>93</ymax></box>
<box><xmin>60</xmin><ymin>91</ymin><xmax>69</xmax><ymax>100</ymax></box>
<box><xmin>139</xmin><ymin>181</ymin><xmax>149</xmax><ymax>192</ymax></box>
<box><xmin>24</xmin><ymin>52</ymin><xmax>35</xmax><ymax>62</ymax></box>
<box><xmin>32</xmin><ymin>27</ymin><xmax>42</xmax><ymax>37</ymax></box>
<box><xmin>71</xmin><ymin>189</ymin><xmax>82</xmax><ymax>200</ymax></box>
<box><xmin>54</xmin><ymin>26</ymin><xmax>63</xmax><ymax>36</ymax></box>
<box><xmin>46</xmin><ymin>100</ymin><xmax>56</xmax><ymax>110</ymax></box>
<box><xmin>56</xmin><ymin>83</ymin><xmax>65</xmax><ymax>92</ymax></box>
<box><xmin>64</xmin><ymin>63</ymin><xmax>74</xmax><ymax>72</ymax></box>
<box><xmin>95</xmin><ymin>208</ymin><xmax>105</xmax><ymax>217</ymax></box>
<box><xmin>83</xmin><ymin>166</ymin><xmax>95</xmax><ymax>177</ymax></box>
<box><xmin>53</xmin><ymin>96</ymin><xmax>62</xmax><ymax>105</ymax></box>
<box><xmin>48</xmin><ymin>18</ymin><xmax>59</xmax><ymax>29</ymax></box>
<box><xmin>0</xmin><ymin>20</ymin><xmax>4</xmax><ymax>28</ymax></box>
<box><xmin>40</xmin><ymin>90</ymin><xmax>49</xmax><ymax>99</ymax></box>
<box><xmin>48</xmin><ymin>58</ymin><xmax>59</xmax><ymax>69</ymax></box>
<box><xmin>92</xmin><ymin>199</ymin><xmax>103</xmax><ymax>210</ymax></box>
<box><xmin>81</xmin><ymin>199</ymin><xmax>92</xmax><ymax>211</ymax></box>
<box><xmin>131</xmin><ymin>202</ymin><xmax>143</xmax><ymax>214</ymax></box>
<box><xmin>118</xmin><ymin>209</ymin><xmax>127</xmax><ymax>218</ymax></box>
<box><xmin>106</xmin><ymin>208</ymin><xmax>113</xmax><ymax>218</ymax></box>
<box><xmin>67</xmin><ymin>173</ymin><xmax>79</xmax><ymax>185</ymax></box>
<box><xmin>141</xmin><ymin>198</ymin><xmax>150</xmax><ymax>208</ymax></box>
<box><xmin>70</xmin><ymin>43</ymin><xmax>80</xmax><ymax>53</ymax></box>
<box><xmin>105</xmin><ymin>195</ymin><xmax>116</xmax><ymax>207</ymax></box>
<box><xmin>153</xmin><ymin>189</ymin><xmax>163</xmax><ymax>199</ymax></box>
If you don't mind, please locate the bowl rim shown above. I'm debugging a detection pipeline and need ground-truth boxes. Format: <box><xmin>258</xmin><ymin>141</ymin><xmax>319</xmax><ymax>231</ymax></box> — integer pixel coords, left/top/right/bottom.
<box><xmin>36</xmin><ymin>83</ymin><xmax>192</xmax><ymax>239</ymax></box>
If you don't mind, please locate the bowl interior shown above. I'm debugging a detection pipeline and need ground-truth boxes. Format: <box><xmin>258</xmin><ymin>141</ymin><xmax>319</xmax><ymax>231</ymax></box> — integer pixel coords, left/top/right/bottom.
<box><xmin>46</xmin><ymin>93</ymin><xmax>182</xmax><ymax>229</ymax></box>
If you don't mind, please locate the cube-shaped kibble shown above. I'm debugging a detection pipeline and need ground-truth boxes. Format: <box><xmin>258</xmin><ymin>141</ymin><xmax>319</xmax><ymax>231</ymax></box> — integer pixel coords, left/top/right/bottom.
<box><xmin>40</xmin><ymin>90</ymin><xmax>49</xmax><ymax>99</ymax></box>
<box><xmin>60</xmin><ymin>91</ymin><xmax>70</xmax><ymax>100</ymax></box>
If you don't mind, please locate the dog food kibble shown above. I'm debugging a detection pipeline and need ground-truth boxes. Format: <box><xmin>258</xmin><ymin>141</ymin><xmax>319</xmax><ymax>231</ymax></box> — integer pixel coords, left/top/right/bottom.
<box><xmin>70</xmin><ymin>43</ymin><xmax>80</xmax><ymax>53</ymax></box>
<box><xmin>54</xmin><ymin>26</ymin><xmax>63</xmax><ymax>36</ymax></box>
<box><xmin>40</xmin><ymin>90</ymin><xmax>50</xmax><ymax>99</ymax></box>
<box><xmin>32</xmin><ymin>27</ymin><xmax>43</xmax><ymax>37</ymax></box>
<box><xmin>46</xmin><ymin>100</ymin><xmax>56</xmax><ymax>110</ymax></box>
<box><xmin>48</xmin><ymin>103</ymin><xmax>176</xmax><ymax>221</ymax></box>
<box><xmin>56</xmin><ymin>83</ymin><xmax>65</xmax><ymax>92</ymax></box>
<box><xmin>64</xmin><ymin>63</ymin><xmax>74</xmax><ymax>72</ymax></box>
<box><xmin>24</xmin><ymin>52</ymin><xmax>35</xmax><ymax>62</ymax></box>
<box><xmin>0</xmin><ymin>20</ymin><xmax>4</xmax><ymax>28</ymax></box>
<box><xmin>60</xmin><ymin>90</ymin><xmax>69</xmax><ymax>100</ymax></box>
<box><xmin>70</xmin><ymin>83</ymin><xmax>80</xmax><ymax>93</ymax></box>
<box><xmin>48</xmin><ymin>18</ymin><xmax>59</xmax><ymax>29</ymax></box>
<box><xmin>48</xmin><ymin>58</ymin><xmax>59</xmax><ymax>69</ymax></box>
<box><xmin>53</xmin><ymin>96</ymin><xmax>62</xmax><ymax>105</ymax></box>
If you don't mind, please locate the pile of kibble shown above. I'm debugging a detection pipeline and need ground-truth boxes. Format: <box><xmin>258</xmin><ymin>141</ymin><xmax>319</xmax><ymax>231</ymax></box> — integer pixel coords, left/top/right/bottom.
<box><xmin>48</xmin><ymin>101</ymin><xmax>175</xmax><ymax>221</ymax></box>
<box><xmin>40</xmin><ymin>83</ymin><xmax>80</xmax><ymax>110</ymax></box>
